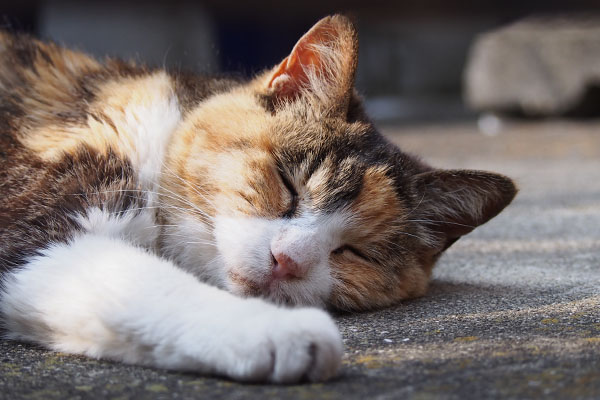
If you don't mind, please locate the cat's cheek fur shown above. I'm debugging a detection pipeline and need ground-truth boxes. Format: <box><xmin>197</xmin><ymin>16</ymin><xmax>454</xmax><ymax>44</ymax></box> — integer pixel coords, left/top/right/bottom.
<box><xmin>213</xmin><ymin>215</ymin><xmax>282</xmax><ymax>286</ymax></box>
<box><xmin>159</xmin><ymin>213</ymin><xmax>225</xmax><ymax>288</ymax></box>
<box><xmin>0</xmin><ymin>234</ymin><xmax>342</xmax><ymax>383</ymax></box>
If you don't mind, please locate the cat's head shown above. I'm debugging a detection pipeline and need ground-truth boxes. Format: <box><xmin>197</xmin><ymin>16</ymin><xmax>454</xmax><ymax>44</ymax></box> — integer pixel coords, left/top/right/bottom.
<box><xmin>161</xmin><ymin>15</ymin><xmax>517</xmax><ymax>311</ymax></box>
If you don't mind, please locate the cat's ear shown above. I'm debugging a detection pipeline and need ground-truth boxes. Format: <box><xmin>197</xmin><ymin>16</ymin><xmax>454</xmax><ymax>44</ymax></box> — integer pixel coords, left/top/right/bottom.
<box><xmin>414</xmin><ymin>170</ymin><xmax>517</xmax><ymax>249</ymax></box>
<box><xmin>264</xmin><ymin>15</ymin><xmax>358</xmax><ymax>115</ymax></box>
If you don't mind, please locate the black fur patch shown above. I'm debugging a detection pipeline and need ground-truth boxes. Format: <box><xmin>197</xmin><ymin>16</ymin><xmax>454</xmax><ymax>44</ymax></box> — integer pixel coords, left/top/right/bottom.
<box><xmin>171</xmin><ymin>70</ymin><xmax>244</xmax><ymax>113</ymax></box>
<box><xmin>0</xmin><ymin>145</ymin><xmax>143</xmax><ymax>271</ymax></box>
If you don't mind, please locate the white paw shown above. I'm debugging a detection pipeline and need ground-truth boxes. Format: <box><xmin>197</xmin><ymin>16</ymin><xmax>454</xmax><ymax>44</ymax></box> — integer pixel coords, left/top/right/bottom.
<box><xmin>222</xmin><ymin>304</ymin><xmax>343</xmax><ymax>383</ymax></box>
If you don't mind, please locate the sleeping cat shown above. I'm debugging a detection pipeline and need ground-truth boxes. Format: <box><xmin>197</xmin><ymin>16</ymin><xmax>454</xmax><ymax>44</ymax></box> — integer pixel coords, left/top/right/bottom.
<box><xmin>0</xmin><ymin>15</ymin><xmax>516</xmax><ymax>383</ymax></box>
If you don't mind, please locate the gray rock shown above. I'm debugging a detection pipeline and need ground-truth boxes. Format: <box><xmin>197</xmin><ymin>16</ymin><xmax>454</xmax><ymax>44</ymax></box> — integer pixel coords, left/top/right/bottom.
<box><xmin>464</xmin><ymin>16</ymin><xmax>600</xmax><ymax>116</ymax></box>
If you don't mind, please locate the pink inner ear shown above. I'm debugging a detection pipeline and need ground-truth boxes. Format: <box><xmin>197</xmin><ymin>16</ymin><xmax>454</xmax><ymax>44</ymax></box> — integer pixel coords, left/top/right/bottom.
<box><xmin>267</xmin><ymin>24</ymin><xmax>337</xmax><ymax>100</ymax></box>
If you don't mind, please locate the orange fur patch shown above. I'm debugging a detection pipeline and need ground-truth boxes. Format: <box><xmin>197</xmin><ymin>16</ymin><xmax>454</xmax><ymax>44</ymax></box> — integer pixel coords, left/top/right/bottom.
<box><xmin>21</xmin><ymin>72</ymin><xmax>175</xmax><ymax>163</ymax></box>
<box><xmin>162</xmin><ymin>90</ymin><xmax>292</xmax><ymax>220</ymax></box>
<box><xmin>329</xmin><ymin>255</ymin><xmax>428</xmax><ymax>311</ymax></box>
<box><xmin>345</xmin><ymin>166</ymin><xmax>408</xmax><ymax>255</ymax></box>
<box><xmin>326</xmin><ymin>167</ymin><xmax>430</xmax><ymax>310</ymax></box>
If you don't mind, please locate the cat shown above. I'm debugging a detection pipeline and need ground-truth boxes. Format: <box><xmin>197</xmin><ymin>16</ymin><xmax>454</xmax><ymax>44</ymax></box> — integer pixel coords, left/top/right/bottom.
<box><xmin>0</xmin><ymin>15</ymin><xmax>516</xmax><ymax>383</ymax></box>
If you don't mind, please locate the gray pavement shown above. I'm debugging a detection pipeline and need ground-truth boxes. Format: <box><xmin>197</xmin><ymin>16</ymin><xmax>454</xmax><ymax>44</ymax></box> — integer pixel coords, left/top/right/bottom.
<box><xmin>2</xmin><ymin>120</ymin><xmax>600</xmax><ymax>399</ymax></box>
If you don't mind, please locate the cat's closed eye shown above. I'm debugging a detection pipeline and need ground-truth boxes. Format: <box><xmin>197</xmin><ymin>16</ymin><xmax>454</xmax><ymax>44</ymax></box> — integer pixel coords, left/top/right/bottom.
<box><xmin>279</xmin><ymin>170</ymin><xmax>299</xmax><ymax>218</ymax></box>
<box><xmin>331</xmin><ymin>244</ymin><xmax>367</xmax><ymax>260</ymax></box>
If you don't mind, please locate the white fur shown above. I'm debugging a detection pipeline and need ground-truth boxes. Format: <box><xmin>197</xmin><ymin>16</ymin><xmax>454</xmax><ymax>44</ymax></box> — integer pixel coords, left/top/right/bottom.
<box><xmin>213</xmin><ymin>211</ymin><xmax>349</xmax><ymax>307</ymax></box>
<box><xmin>0</xmin><ymin>229</ymin><xmax>342</xmax><ymax>383</ymax></box>
<box><xmin>108</xmin><ymin>73</ymin><xmax>182</xmax><ymax>191</ymax></box>
<box><xmin>160</xmin><ymin>213</ymin><xmax>224</xmax><ymax>288</ymax></box>
<box><xmin>124</xmin><ymin>95</ymin><xmax>181</xmax><ymax>189</ymax></box>
<box><xmin>75</xmin><ymin>206</ymin><xmax>159</xmax><ymax>248</ymax></box>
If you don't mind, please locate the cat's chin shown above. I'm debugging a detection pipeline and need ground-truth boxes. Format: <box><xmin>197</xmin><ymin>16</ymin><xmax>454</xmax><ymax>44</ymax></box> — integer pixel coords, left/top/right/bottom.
<box><xmin>226</xmin><ymin>271</ymin><xmax>324</xmax><ymax>308</ymax></box>
<box><xmin>227</xmin><ymin>270</ymin><xmax>270</xmax><ymax>298</ymax></box>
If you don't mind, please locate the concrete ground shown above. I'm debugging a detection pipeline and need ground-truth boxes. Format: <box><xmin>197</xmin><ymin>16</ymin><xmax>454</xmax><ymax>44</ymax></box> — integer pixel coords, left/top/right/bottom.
<box><xmin>2</xmin><ymin>119</ymin><xmax>600</xmax><ymax>399</ymax></box>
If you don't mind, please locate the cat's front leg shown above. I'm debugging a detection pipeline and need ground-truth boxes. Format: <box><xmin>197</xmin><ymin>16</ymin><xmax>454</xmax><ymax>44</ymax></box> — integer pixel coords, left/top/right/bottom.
<box><xmin>0</xmin><ymin>234</ymin><xmax>342</xmax><ymax>383</ymax></box>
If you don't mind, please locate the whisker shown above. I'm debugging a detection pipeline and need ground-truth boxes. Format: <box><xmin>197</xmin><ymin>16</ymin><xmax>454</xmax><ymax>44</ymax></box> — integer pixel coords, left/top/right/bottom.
<box><xmin>160</xmin><ymin>164</ymin><xmax>218</xmax><ymax>210</ymax></box>
<box><xmin>160</xmin><ymin>231</ymin><xmax>216</xmax><ymax>242</ymax></box>
<box><xmin>185</xmin><ymin>241</ymin><xmax>218</xmax><ymax>247</ymax></box>
<box><xmin>86</xmin><ymin>189</ymin><xmax>213</xmax><ymax>223</ymax></box>
<box><xmin>156</xmin><ymin>183</ymin><xmax>214</xmax><ymax>220</ymax></box>
<box><xmin>404</xmin><ymin>219</ymin><xmax>475</xmax><ymax>228</ymax></box>
<box><xmin>405</xmin><ymin>191</ymin><xmax>426</xmax><ymax>219</ymax></box>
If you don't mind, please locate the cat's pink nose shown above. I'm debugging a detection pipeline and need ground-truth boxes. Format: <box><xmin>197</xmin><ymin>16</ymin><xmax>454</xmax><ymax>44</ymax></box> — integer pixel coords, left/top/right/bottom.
<box><xmin>271</xmin><ymin>252</ymin><xmax>304</xmax><ymax>280</ymax></box>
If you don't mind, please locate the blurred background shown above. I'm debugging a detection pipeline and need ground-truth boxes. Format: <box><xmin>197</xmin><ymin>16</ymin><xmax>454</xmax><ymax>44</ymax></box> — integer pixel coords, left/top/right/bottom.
<box><xmin>1</xmin><ymin>0</ymin><xmax>600</xmax><ymax>124</ymax></box>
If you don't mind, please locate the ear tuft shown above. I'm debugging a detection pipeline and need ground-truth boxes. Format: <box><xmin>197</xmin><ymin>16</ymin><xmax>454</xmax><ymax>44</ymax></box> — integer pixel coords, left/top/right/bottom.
<box><xmin>414</xmin><ymin>170</ymin><xmax>517</xmax><ymax>247</ymax></box>
<box><xmin>264</xmin><ymin>15</ymin><xmax>358</xmax><ymax>115</ymax></box>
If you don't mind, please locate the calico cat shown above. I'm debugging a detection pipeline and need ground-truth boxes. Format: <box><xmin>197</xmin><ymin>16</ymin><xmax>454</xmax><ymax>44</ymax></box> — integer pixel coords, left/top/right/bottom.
<box><xmin>0</xmin><ymin>15</ymin><xmax>516</xmax><ymax>383</ymax></box>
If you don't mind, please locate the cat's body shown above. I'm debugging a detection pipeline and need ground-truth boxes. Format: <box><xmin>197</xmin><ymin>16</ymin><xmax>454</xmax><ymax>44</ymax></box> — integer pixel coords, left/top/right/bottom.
<box><xmin>0</xmin><ymin>16</ymin><xmax>516</xmax><ymax>383</ymax></box>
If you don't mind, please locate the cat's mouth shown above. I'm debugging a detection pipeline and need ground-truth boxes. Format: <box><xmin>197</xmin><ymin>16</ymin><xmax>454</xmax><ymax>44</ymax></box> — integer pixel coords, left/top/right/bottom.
<box><xmin>228</xmin><ymin>271</ymin><xmax>266</xmax><ymax>297</ymax></box>
<box><xmin>227</xmin><ymin>270</ymin><xmax>296</xmax><ymax>305</ymax></box>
